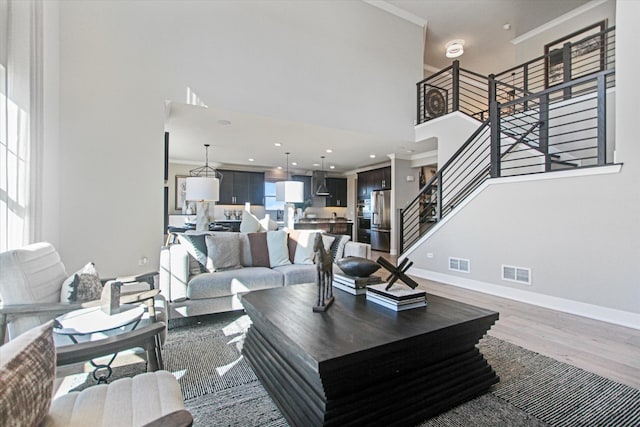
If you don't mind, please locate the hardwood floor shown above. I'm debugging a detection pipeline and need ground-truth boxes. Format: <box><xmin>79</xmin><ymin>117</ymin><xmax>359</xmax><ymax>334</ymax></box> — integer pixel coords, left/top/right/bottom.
<box><xmin>370</xmin><ymin>250</ymin><xmax>640</xmax><ymax>389</ymax></box>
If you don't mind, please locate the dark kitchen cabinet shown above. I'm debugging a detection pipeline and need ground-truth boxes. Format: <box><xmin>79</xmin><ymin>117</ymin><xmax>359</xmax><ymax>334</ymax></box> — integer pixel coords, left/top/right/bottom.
<box><xmin>358</xmin><ymin>166</ymin><xmax>391</xmax><ymax>200</ymax></box>
<box><xmin>218</xmin><ymin>170</ymin><xmax>265</xmax><ymax>205</ymax></box>
<box><xmin>326</xmin><ymin>178</ymin><xmax>347</xmax><ymax>207</ymax></box>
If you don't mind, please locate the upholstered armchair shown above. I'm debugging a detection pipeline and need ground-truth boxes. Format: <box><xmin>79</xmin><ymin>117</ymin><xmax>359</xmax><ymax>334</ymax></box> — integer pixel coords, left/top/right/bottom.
<box><xmin>0</xmin><ymin>321</ymin><xmax>192</xmax><ymax>427</ymax></box>
<box><xmin>0</xmin><ymin>242</ymin><xmax>165</xmax><ymax>344</ymax></box>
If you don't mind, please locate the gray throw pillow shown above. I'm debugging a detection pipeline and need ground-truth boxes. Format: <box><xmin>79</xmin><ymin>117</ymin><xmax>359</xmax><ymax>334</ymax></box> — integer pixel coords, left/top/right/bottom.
<box><xmin>60</xmin><ymin>262</ymin><xmax>103</xmax><ymax>302</ymax></box>
<box><xmin>327</xmin><ymin>233</ymin><xmax>351</xmax><ymax>261</ymax></box>
<box><xmin>178</xmin><ymin>233</ymin><xmax>208</xmax><ymax>274</ymax></box>
<box><xmin>205</xmin><ymin>233</ymin><xmax>242</xmax><ymax>272</ymax></box>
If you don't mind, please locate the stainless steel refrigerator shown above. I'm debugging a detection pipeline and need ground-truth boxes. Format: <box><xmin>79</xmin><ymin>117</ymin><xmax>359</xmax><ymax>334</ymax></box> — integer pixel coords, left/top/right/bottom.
<box><xmin>370</xmin><ymin>189</ymin><xmax>391</xmax><ymax>252</ymax></box>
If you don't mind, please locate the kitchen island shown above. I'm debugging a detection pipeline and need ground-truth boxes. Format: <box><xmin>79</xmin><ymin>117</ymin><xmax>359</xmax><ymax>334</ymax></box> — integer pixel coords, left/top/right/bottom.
<box><xmin>294</xmin><ymin>218</ymin><xmax>353</xmax><ymax>236</ymax></box>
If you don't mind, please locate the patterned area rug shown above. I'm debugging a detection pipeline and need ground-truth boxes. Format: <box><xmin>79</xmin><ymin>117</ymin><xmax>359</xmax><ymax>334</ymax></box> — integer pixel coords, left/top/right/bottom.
<box><xmin>68</xmin><ymin>312</ymin><xmax>640</xmax><ymax>426</ymax></box>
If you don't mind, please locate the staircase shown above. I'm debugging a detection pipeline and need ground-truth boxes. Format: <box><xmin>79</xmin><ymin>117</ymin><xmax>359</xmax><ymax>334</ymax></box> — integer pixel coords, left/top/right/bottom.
<box><xmin>401</xmin><ymin>26</ymin><xmax>616</xmax><ymax>255</ymax></box>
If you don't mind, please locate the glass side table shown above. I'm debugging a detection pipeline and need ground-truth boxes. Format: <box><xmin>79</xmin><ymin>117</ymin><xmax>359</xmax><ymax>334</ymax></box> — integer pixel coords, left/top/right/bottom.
<box><xmin>54</xmin><ymin>303</ymin><xmax>145</xmax><ymax>383</ymax></box>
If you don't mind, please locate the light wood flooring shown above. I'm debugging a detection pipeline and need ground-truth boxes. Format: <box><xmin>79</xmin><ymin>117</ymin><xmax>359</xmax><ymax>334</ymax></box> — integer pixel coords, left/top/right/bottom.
<box><xmin>370</xmin><ymin>250</ymin><xmax>640</xmax><ymax>390</ymax></box>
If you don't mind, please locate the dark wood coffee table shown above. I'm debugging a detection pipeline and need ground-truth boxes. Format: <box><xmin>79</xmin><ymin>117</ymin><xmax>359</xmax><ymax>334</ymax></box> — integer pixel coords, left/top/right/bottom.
<box><xmin>241</xmin><ymin>283</ymin><xmax>499</xmax><ymax>426</ymax></box>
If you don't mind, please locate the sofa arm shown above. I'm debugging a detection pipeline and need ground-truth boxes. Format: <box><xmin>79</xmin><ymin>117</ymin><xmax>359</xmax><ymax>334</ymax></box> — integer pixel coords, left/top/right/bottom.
<box><xmin>159</xmin><ymin>245</ymin><xmax>190</xmax><ymax>302</ymax></box>
<box><xmin>343</xmin><ymin>241</ymin><xmax>371</xmax><ymax>259</ymax></box>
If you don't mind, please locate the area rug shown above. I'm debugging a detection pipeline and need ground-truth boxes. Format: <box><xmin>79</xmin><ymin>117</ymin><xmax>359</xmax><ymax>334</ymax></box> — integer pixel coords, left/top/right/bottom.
<box><xmin>68</xmin><ymin>312</ymin><xmax>640</xmax><ymax>426</ymax></box>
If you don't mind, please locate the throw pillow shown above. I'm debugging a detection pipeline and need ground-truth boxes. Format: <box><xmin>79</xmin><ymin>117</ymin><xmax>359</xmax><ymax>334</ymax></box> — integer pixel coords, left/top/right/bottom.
<box><xmin>247</xmin><ymin>232</ymin><xmax>270</xmax><ymax>268</ymax></box>
<box><xmin>259</xmin><ymin>215</ymin><xmax>279</xmax><ymax>231</ymax></box>
<box><xmin>177</xmin><ymin>233</ymin><xmax>208</xmax><ymax>274</ymax></box>
<box><xmin>0</xmin><ymin>321</ymin><xmax>55</xmax><ymax>427</ymax></box>
<box><xmin>60</xmin><ymin>262</ymin><xmax>103</xmax><ymax>302</ymax></box>
<box><xmin>286</xmin><ymin>229</ymin><xmax>299</xmax><ymax>263</ymax></box>
<box><xmin>266</xmin><ymin>230</ymin><xmax>291</xmax><ymax>268</ymax></box>
<box><xmin>293</xmin><ymin>231</ymin><xmax>335</xmax><ymax>265</ymax></box>
<box><xmin>327</xmin><ymin>233</ymin><xmax>351</xmax><ymax>261</ymax></box>
<box><xmin>205</xmin><ymin>233</ymin><xmax>242</xmax><ymax>272</ymax></box>
<box><xmin>240</xmin><ymin>211</ymin><xmax>263</xmax><ymax>233</ymax></box>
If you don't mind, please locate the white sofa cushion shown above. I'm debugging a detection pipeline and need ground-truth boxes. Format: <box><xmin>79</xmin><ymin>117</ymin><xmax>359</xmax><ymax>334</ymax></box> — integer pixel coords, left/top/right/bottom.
<box><xmin>187</xmin><ymin>267</ymin><xmax>284</xmax><ymax>300</ymax></box>
<box><xmin>266</xmin><ymin>230</ymin><xmax>291</xmax><ymax>268</ymax></box>
<box><xmin>44</xmin><ymin>371</ymin><xmax>184</xmax><ymax>427</ymax></box>
<box><xmin>293</xmin><ymin>231</ymin><xmax>335</xmax><ymax>265</ymax></box>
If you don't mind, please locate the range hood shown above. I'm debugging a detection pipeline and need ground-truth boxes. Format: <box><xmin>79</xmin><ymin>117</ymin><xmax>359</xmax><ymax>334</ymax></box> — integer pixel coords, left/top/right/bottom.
<box><xmin>313</xmin><ymin>171</ymin><xmax>330</xmax><ymax>196</ymax></box>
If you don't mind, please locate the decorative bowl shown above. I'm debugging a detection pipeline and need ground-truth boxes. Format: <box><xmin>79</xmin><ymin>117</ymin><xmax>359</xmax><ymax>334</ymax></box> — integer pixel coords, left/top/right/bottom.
<box><xmin>336</xmin><ymin>257</ymin><xmax>380</xmax><ymax>277</ymax></box>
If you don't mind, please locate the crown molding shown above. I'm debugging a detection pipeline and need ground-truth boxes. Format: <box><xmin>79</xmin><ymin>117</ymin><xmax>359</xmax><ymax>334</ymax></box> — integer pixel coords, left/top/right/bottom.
<box><xmin>362</xmin><ymin>0</ymin><xmax>427</xmax><ymax>27</ymax></box>
<box><xmin>510</xmin><ymin>0</ymin><xmax>609</xmax><ymax>45</ymax></box>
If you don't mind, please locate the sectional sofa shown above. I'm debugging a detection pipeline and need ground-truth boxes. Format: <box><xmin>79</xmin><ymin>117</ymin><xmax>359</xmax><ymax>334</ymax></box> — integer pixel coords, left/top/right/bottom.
<box><xmin>159</xmin><ymin>229</ymin><xmax>371</xmax><ymax>318</ymax></box>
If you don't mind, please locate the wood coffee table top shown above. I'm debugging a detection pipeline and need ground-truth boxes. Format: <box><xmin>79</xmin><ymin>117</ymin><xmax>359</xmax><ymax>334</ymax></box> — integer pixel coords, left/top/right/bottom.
<box><xmin>241</xmin><ymin>282</ymin><xmax>498</xmax><ymax>371</ymax></box>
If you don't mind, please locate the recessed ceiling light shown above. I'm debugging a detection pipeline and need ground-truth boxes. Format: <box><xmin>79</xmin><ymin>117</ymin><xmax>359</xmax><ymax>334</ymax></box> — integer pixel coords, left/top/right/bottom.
<box><xmin>326</xmin><ymin>149</ymin><xmax>333</xmax><ymax>153</ymax></box>
<box><xmin>370</xmin><ymin>154</ymin><xmax>376</xmax><ymax>158</ymax></box>
<box><xmin>217</xmin><ymin>119</ymin><xmax>231</xmax><ymax>125</ymax></box>
<box><xmin>407</xmin><ymin>149</ymin><xmax>415</xmax><ymax>153</ymax></box>
<box><xmin>313</xmin><ymin>163</ymin><xmax>320</xmax><ymax>167</ymax></box>
<box><xmin>248</xmin><ymin>158</ymin><xmax>255</xmax><ymax>162</ymax></box>
<box><xmin>503</xmin><ymin>23</ymin><xmax>511</xmax><ymax>30</ymax></box>
<box><xmin>329</xmin><ymin>165</ymin><xmax>335</xmax><ymax>169</ymax></box>
<box><xmin>277</xmin><ymin>166</ymin><xmax>283</xmax><ymax>170</ymax></box>
<box><xmin>291</xmin><ymin>162</ymin><xmax>297</xmax><ymax>166</ymax></box>
<box><xmin>274</xmin><ymin>143</ymin><xmax>282</xmax><ymax>147</ymax></box>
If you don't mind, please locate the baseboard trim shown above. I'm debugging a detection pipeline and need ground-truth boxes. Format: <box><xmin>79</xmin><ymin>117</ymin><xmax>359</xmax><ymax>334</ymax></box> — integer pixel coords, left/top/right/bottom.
<box><xmin>411</xmin><ymin>267</ymin><xmax>640</xmax><ymax>331</ymax></box>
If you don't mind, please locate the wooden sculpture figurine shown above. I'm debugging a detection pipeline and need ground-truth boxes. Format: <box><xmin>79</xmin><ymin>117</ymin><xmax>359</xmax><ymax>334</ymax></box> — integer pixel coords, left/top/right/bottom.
<box><xmin>313</xmin><ymin>233</ymin><xmax>334</xmax><ymax>312</ymax></box>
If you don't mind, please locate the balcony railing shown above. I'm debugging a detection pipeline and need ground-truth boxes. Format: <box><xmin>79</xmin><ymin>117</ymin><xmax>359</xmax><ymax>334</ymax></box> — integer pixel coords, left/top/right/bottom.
<box><xmin>416</xmin><ymin>61</ymin><xmax>489</xmax><ymax>125</ymax></box>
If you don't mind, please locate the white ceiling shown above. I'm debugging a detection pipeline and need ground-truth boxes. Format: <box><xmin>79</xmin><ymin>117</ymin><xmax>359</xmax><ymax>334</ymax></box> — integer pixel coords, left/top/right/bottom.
<box><xmin>167</xmin><ymin>0</ymin><xmax>591</xmax><ymax>174</ymax></box>
<box><xmin>166</xmin><ymin>102</ymin><xmax>428</xmax><ymax>174</ymax></box>
<box><xmin>389</xmin><ymin>0</ymin><xmax>590</xmax><ymax>74</ymax></box>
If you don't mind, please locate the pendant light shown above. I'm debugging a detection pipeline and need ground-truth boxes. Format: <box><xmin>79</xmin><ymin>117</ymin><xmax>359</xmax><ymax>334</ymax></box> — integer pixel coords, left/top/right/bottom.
<box><xmin>185</xmin><ymin>144</ymin><xmax>221</xmax><ymax>231</ymax></box>
<box><xmin>275</xmin><ymin>152</ymin><xmax>304</xmax><ymax>203</ymax></box>
<box><xmin>316</xmin><ymin>156</ymin><xmax>330</xmax><ymax>196</ymax></box>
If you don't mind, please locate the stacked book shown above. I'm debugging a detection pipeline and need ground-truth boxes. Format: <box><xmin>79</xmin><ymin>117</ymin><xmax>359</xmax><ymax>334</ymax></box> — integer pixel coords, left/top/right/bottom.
<box><xmin>332</xmin><ymin>273</ymin><xmax>383</xmax><ymax>295</ymax></box>
<box><xmin>366</xmin><ymin>283</ymin><xmax>427</xmax><ymax>311</ymax></box>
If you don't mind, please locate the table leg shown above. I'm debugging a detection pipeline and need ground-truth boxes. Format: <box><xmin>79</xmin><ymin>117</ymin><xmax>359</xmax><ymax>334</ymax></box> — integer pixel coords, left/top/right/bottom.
<box><xmin>90</xmin><ymin>353</ymin><xmax>118</xmax><ymax>384</ymax></box>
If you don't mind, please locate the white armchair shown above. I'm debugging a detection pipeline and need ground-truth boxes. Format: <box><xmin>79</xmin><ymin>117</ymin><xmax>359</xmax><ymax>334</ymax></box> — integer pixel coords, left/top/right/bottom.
<box><xmin>0</xmin><ymin>242</ymin><xmax>164</xmax><ymax>344</ymax></box>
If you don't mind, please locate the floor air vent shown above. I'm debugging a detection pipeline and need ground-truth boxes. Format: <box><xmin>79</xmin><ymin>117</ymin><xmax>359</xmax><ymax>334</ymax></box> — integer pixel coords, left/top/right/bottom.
<box><xmin>502</xmin><ymin>265</ymin><xmax>531</xmax><ymax>285</ymax></box>
<box><xmin>449</xmin><ymin>257</ymin><xmax>470</xmax><ymax>273</ymax></box>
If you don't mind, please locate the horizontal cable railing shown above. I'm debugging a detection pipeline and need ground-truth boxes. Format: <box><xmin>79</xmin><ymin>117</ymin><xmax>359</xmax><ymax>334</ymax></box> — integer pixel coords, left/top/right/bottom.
<box><xmin>494</xmin><ymin>69</ymin><xmax>614</xmax><ymax>176</ymax></box>
<box><xmin>417</xmin><ymin>61</ymin><xmax>489</xmax><ymax>125</ymax></box>
<box><xmin>400</xmin><ymin>119</ymin><xmax>491</xmax><ymax>253</ymax></box>
<box><xmin>493</xmin><ymin>26</ymin><xmax>615</xmax><ymax>112</ymax></box>
<box><xmin>404</xmin><ymin>25</ymin><xmax>616</xmax><ymax>255</ymax></box>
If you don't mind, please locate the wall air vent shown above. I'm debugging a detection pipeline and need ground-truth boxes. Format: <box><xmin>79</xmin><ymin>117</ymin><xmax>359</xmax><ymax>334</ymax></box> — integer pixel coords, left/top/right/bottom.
<box><xmin>449</xmin><ymin>257</ymin><xmax>470</xmax><ymax>273</ymax></box>
<box><xmin>502</xmin><ymin>265</ymin><xmax>531</xmax><ymax>285</ymax></box>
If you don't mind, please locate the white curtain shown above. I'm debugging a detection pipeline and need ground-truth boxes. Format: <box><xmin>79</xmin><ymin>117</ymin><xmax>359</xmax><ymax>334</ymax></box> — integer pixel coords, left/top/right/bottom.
<box><xmin>0</xmin><ymin>0</ymin><xmax>43</xmax><ymax>252</ymax></box>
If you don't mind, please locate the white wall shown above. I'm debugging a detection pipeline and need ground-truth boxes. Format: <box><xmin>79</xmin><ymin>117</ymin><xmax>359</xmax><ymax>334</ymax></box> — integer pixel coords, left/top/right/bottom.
<box><xmin>390</xmin><ymin>157</ymin><xmax>417</xmax><ymax>255</ymax></box>
<box><xmin>414</xmin><ymin>112</ymin><xmax>481</xmax><ymax>166</ymax></box>
<box><xmin>44</xmin><ymin>0</ymin><xmax>423</xmax><ymax>275</ymax></box>
<box><xmin>405</xmin><ymin>0</ymin><xmax>640</xmax><ymax>325</ymax></box>
<box><xmin>41</xmin><ymin>0</ymin><xmax>60</xmax><ymax>247</ymax></box>
<box><xmin>513</xmin><ymin>0</ymin><xmax>616</xmax><ymax>67</ymax></box>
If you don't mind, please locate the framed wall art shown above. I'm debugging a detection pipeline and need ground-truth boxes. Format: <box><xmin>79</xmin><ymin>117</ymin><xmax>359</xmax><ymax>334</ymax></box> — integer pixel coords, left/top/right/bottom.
<box><xmin>544</xmin><ymin>21</ymin><xmax>607</xmax><ymax>89</ymax></box>
<box><xmin>175</xmin><ymin>175</ymin><xmax>188</xmax><ymax>211</ymax></box>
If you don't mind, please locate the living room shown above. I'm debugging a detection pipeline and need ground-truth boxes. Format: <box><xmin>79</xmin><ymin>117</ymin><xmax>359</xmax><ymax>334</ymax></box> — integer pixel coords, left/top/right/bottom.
<box><xmin>2</xmin><ymin>0</ymin><xmax>639</xmax><ymax>425</ymax></box>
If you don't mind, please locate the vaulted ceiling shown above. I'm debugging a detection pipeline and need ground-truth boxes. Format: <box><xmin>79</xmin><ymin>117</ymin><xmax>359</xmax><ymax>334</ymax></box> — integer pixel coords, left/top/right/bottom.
<box><xmin>167</xmin><ymin>0</ymin><xmax>592</xmax><ymax>174</ymax></box>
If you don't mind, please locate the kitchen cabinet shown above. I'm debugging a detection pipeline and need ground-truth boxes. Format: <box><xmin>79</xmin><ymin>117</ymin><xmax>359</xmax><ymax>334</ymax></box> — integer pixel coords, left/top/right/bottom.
<box><xmin>325</xmin><ymin>178</ymin><xmax>347</xmax><ymax>207</ymax></box>
<box><xmin>218</xmin><ymin>170</ymin><xmax>265</xmax><ymax>205</ymax></box>
<box><xmin>357</xmin><ymin>166</ymin><xmax>391</xmax><ymax>200</ymax></box>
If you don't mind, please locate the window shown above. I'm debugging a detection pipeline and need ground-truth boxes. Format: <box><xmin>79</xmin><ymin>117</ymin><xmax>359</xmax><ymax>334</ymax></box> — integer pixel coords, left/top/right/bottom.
<box><xmin>264</xmin><ymin>182</ymin><xmax>284</xmax><ymax>211</ymax></box>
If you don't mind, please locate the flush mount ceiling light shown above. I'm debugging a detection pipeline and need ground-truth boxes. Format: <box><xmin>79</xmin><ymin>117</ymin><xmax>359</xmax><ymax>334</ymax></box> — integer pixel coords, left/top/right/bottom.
<box><xmin>445</xmin><ymin>39</ymin><xmax>465</xmax><ymax>58</ymax></box>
